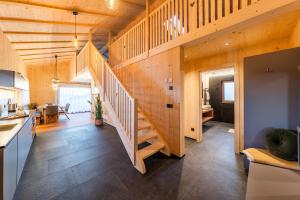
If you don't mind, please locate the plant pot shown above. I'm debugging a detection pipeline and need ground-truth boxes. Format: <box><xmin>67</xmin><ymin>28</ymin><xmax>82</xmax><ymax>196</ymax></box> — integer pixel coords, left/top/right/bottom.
<box><xmin>95</xmin><ymin>119</ymin><xmax>103</xmax><ymax>126</ymax></box>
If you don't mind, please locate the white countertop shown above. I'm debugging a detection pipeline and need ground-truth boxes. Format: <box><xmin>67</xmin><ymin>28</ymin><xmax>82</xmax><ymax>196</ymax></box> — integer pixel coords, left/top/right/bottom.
<box><xmin>0</xmin><ymin>110</ymin><xmax>34</xmax><ymax>148</ymax></box>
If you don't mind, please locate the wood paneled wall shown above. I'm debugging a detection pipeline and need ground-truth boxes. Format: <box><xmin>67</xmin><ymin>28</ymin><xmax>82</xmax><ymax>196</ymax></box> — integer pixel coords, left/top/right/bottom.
<box><xmin>0</xmin><ymin>29</ymin><xmax>27</xmax><ymax>76</ymax></box>
<box><xmin>114</xmin><ymin>47</ymin><xmax>184</xmax><ymax>157</ymax></box>
<box><xmin>27</xmin><ymin>61</ymin><xmax>72</xmax><ymax>105</ymax></box>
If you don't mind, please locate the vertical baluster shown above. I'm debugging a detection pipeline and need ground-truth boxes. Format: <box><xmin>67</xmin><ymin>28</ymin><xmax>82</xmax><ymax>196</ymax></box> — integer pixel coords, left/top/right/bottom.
<box><xmin>152</xmin><ymin>15</ymin><xmax>155</xmax><ymax>48</ymax></box>
<box><xmin>179</xmin><ymin>0</ymin><xmax>183</xmax><ymax>35</ymax></box>
<box><xmin>217</xmin><ymin>0</ymin><xmax>223</xmax><ymax>19</ymax></box>
<box><xmin>170</xmin><ymin>0</ymin><xmax>174</xmax><ymax>40</ymax></box>
<box><xmin>153</xmin><ymin>13</ymin><xmax>156</xmax><ymax>48</ymax></box>
<box><xmin>167</xmin><ymin>0</ymin><xmax>171</xmax><ymax>41</ymax></box>
<box><xmin>225</xmin><ymin>0</ymin><xmax>231</xmax><ymax>16</ymax></box>
<box><xmin>174</xmin><ymin>0</ymin><xmax>178</xmax><ymax>38</ymax></box>
<box><xmin>183</xmin><ymin>0</ymin><xmax>187</xmax><ymax>33</ymax></box>
<box><xmin>233</xmin><ymin>0</ymin><xmax>239</xmax><ymax>12</ymax></box>
<box><xmin>211</xmin><ymin>0</ymin><xmax>216</xmax><ymax>22</ymax></box>
<box><xmin>205</xmin><ymin>0</ymin><xmax>210</xmax><ymax>25</ymax></box>
<box><xmin>165</xmin><ymin>4</ymin><xmax>168</xmax><ymax>41</ymax></box>
<box><xmin>240</xmin><ymin>0</ymin><xmax>247</xmax><ymax>9</ymax></box>
<box><xmin>137</xmin><ymin>25</ymin><xmax>139</xmax><ymax>55</ymax></box>
<box><xmin>156</xmin><ymin>11</ymin><xmax>159</xmax><ymax>47</ymax></box>
<box><xmin>158</xmin><ymin>9</ymin><xmax>161</xmax><ymax>46</ymax></box>
<box><xmin>142</xmin><ymin>21</ymin><xmax>145</xmax><ymax>53</ymax></box>
<box><xmin>133</xmin><ymin>28</ymin><xmax>135</xmax><ymax>57</ymax></box>
<box><xmin>149</xmin><ymin>15</ymin><xmax>152</xmax><ymax>49</ymax></box>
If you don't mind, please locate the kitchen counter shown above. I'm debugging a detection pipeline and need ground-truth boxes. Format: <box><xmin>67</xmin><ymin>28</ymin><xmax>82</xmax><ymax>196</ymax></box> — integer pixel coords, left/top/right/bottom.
<box><xmin>0</xmin><ymin>110</ymin><xmax>35</xmax><ymax>200</ymax></box>
<box><xmin>0</xmin><ymin>110</ymin><xmax>35</xmax><ymax>148</ymax></box>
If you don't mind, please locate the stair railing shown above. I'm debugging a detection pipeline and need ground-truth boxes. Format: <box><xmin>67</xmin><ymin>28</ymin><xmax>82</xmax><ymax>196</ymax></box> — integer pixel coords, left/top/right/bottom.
<box><xmin>88</xmin><ymin>43</ymin><xmax>138</xmax><ymax>165</ymax></box>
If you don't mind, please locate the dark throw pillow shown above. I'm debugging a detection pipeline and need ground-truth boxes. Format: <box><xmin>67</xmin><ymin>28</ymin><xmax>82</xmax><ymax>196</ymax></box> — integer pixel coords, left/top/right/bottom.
<box><xmin>265</xmin><ymin>128</ymin><xmax>298</xmax><ymax>161</ymax></box>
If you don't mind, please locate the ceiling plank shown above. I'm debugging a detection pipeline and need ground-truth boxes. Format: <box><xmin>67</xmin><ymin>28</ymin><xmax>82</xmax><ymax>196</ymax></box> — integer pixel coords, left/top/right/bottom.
<box><xmin>0</xmin><ymin>17</ymin><xmax>96</xmax><ymax>27</ymax></box>
<box><xmin>20</xmin><ymin>50</ymin><xmax>77</xmax><ymax>56</ymax></box>
<box><xmin>24</xmin><ymin>55</ymin><xmax>73</xmax><ymax>61</ymax></box>
<box><xmin>121</xmin><ymin>0</ymin><xmax>145</xmax><ymax>8</ymax></box>
<box><xmin>3</xmin><ymin>31</ymin><xmax>88</xmax><ymax>35</ymax></box>
<box><xmin>16</xmin><ymin>46</ymin><xmax>84</xmax><ymax>51</ymax></box>
<box><xmin>0</xmin><ymin>0</ymin><xmax>133</xmax><ymax>19</ymax></box>
<box><xmin>11</xmin><ymin>40</ymin><xmax>88</xmax><ymax>44</ymax></box>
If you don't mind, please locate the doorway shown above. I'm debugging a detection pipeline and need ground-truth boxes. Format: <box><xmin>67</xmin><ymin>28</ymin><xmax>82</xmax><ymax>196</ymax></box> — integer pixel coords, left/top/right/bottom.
<box><xmin>184</xmin><ymin>66</ymin><xmax>241</xmax><ymax>154</ymax></box>
<box><xmin>198</xmin><ymin>68</ymin><xmax>235</xmax><ymax>147</ymax></box>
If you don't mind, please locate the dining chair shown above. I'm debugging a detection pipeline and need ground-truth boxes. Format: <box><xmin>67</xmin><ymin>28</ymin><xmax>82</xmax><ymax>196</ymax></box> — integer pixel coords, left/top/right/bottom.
<box><xmin>59</xmin><ymin>103</ymin><xmax>70</xmax><ymax>120</ymax></box>
<box><xmin>45</xmin><ymin>105</ymin><xmax>59</xmax><ymax>124</ymax></box>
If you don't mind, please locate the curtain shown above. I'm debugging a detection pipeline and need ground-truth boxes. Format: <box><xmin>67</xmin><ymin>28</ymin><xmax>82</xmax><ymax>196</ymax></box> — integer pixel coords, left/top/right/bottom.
<box><xmin>58</xmin><ymin>85</ymin><xmax>91</xmax><ymax>113</ymax></box>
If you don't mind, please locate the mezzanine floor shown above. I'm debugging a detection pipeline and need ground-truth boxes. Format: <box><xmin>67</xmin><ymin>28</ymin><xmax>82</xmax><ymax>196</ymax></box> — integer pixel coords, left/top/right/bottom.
<box><xmin>14</xmin><ymin>122</ymin><xmax>246</xmax><ymax>200</ymax></box>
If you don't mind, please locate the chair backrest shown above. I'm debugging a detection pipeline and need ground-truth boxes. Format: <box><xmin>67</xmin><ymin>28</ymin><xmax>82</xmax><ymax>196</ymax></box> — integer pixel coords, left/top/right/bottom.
<box><xmin>46</xmin><ymin>105</ymin><xmax>58</xmax><ymax>115</ymax></box>
<box><xmin>65</xmin><ymin>103</ymin><xmax>70</xmax><ymax>112</ymax></box>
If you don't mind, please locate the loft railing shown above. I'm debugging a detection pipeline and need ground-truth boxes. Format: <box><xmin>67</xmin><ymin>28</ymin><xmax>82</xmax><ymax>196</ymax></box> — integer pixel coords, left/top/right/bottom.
<box><xmin>110</xmin><ymin>0</ymin><xmax>296</xmax><ymax>67</ymax></box>
<box><xmin>88</xmin><ymin>43</ymin><xmax>138</xmax><ymax>164</ymax></box>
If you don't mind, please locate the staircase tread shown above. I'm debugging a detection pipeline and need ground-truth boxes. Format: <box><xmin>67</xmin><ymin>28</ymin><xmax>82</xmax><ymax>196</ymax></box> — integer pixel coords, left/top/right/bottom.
<box><xmin>137</xmin><ymin>141</ymin><xmax>165</xmax><ymax>160</ymax></box>
<box><xmin>138</xmin><ymin>131</ymin><xmax>157</xmax><ymax>144</ymax></box>
<box><xmin>138</xmin><ymin>121</ymin><xmax>152</xmax><ymax>130</ymax></box>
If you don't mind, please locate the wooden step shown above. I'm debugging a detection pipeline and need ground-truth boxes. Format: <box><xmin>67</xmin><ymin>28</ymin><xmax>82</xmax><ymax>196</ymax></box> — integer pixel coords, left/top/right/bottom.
<box><xmin>138</xmin><ymin>121</ymin><xmax>151</xmax><ymax>131</ymax></box>
<box><xmin>137</xmin><ymin>141</ymin><xmax>165</xmax><ymax>160</ymax></box>
<box><xmin>138</xmin><ymin>131</ymin><xmax>157</xmax><ymax>144</ymax></box>
<box><xmin>138</xmin><ymin>115</ymin><xmax>145</xmax><ymax>120</ymax></box>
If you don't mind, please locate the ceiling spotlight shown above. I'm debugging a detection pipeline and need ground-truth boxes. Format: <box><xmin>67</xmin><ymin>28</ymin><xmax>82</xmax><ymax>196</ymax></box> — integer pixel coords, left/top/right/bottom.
<box><xmin>224</xmin><ymin>42</ymin><xmax>230</xmax><ymax>46</ymax></box>
<box><xmin>106</xmin><ymin>0</ymin><xmax>117</xmax><ymax>10</ymax></box>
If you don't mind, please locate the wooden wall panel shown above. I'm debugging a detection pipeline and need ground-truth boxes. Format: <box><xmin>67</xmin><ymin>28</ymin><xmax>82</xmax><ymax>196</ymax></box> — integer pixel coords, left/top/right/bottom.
<box><xmin>27</xmin><ymin>60</ymin><xmax>72</xmax><ymax>105</ymax></box>
<box><xmin>114</xmin><ymin>47</ymin><xmax>184</xmax><ymax>156</ymax></box>
<box><xmin>0</xmin><ymin>29</ymin><xmax>27</xmax><ymax>77</ymax></box>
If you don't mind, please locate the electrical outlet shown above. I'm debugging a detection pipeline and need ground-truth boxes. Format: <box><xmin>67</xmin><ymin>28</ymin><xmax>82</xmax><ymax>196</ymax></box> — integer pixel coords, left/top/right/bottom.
<box><xmin>166</xmin><ymin>104</ymin><xmax>173</xmax><ymax>108</ymax></box>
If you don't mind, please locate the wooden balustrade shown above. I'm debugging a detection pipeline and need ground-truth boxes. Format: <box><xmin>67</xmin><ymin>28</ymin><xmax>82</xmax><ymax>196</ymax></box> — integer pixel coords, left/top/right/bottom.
<box><xmin>110</xmin><ymin>0</ymin><xmax>258</xmax><ymax>66</ymax></box>
<box><xmin>110</xmin><ymin>19</ymin><xmax>147</xmax><ymax>66</ymax></box>
<box><xmin>88</xmin><ymin>43</ymin><xmax>138</xmax><ymax>164</ymax></box>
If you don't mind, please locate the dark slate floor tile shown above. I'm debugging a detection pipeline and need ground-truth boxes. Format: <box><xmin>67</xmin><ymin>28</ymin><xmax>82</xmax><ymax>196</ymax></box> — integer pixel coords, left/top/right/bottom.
<box><xmin>14</xmin><ymin>122</ymin><xmax>247</xmax><ymax>200</ymax></box>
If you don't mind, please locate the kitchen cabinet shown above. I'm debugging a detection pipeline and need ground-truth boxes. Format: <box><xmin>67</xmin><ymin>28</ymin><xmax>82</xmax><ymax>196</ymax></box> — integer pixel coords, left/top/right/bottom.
<box><xmin>3</xmin><ymin>136</ymin><xmax>17</xmax><ymax>200</ymax></box>
<box><xmin>17</xmin><ymin>118</ymin><xmax>33</xmax><ymax>183</ymax></box>
<box><xmin>0</xmin><ymin>70</ymin><xmax>14</xmax><ymax>88</ymax></box>
<box><xmin>0</xmin><ymin>116</ymin><xmax>35</xmax><ymax>200</ymax></box>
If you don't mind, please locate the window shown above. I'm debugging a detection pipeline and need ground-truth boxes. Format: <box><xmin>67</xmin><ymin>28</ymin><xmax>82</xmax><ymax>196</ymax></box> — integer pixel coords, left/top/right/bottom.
<box><xmin>57</xmin><ymin>85</ymin><xmax>91</xmax><ymax>113</ymax></box>
<box><xmin>222</xmin><ymin>81</ymin><xmax>235</xmax><ymax>103</ymax></box>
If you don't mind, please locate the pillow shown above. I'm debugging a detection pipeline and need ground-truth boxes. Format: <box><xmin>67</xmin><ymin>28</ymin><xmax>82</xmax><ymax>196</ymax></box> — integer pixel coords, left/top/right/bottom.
<box><xmin>265</xmin><ymin>128</ymin><xmax>298</xmax><ymax>161</ymax></box>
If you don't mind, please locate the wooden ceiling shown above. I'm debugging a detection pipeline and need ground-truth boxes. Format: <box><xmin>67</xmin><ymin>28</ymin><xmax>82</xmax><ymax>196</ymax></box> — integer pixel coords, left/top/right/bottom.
<box><xmin>0</xmin><ymin>0</ymin><xmax>145</xmax><ymax>64</ymax></box>
<box><xmin>184</xmin><ymin>10</ymin><xmax>300</xmax><ymax>62</ymax></box>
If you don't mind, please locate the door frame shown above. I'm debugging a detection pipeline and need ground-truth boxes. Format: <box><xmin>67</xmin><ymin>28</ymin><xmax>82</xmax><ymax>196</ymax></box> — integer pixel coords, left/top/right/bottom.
<box><xmin>184</xmin><ymin>62</ymin><xmax>243</xmax><ymax>154</ymax></box>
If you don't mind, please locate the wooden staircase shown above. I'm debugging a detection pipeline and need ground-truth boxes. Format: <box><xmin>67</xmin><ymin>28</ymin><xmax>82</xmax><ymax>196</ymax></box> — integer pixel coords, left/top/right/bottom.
<box><xmin>135</xmin><ymin>110</ymin><xmax>170</xmax><ymax>174</ymax></box>
<box><xmin>86</xmin><ymin>42</ymin><xmax>170</xmax><ymax>174</ymax></box>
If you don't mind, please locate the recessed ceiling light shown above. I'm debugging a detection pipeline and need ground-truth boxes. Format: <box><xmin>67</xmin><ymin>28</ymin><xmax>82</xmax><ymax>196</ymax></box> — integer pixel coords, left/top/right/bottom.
<box><xmin>224</xmin><ymin>42</ymin><xmax>230</xmax><ymax>46</ymax></box>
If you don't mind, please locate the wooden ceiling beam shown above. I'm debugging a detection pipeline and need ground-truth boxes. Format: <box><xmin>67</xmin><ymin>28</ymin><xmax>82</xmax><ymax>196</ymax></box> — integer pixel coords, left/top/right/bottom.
<box><xmin>0</xmin><ymin>17</ymin><xmax>96</xmax><ymax>27</ymax></box>
<box><xmin>3</xmin><ymin>31</ymin><xmax>88</xmax><ymax>35</ymax></box>
<box><xmin>23</xmin><ymin>55</ymin><xmax>74</xmax><ymax>60</ymax></box>
<box><xmin>121</xmin><ymin>0</ymin><xmax>145</xmax><ymax>8</ymax></box>
<box><xmin>16</xmin><ymin>46</ymin><xmax>84</xmax><ymax>51</ymax></box>
<box><xmin>20</xmin><ymin>50</ymin><xmax>77</xmax><ymax>56</ymax></box>
<box><xmin>0</xmin><ymin>0</ymin><xmax>134</xmax><ymax>19</ymax></box>
<box><xmin>11</xmin><ymin>40</ymin><xmax>88</xmax><ymax>44</ymax></box>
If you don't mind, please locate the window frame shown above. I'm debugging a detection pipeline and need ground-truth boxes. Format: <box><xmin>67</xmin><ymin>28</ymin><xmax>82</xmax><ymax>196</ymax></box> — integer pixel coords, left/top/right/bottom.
<box><xmin>222</xmin><ymin>80</ymin><xmax>235</xmax><ymax>104</ymax></box>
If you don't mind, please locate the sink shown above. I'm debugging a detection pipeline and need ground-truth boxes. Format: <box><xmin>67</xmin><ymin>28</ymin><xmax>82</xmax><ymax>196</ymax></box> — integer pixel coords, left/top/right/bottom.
<box><xmin>0</xmin><ymin>123</ymin><xmax>18</xmax><ymax>131</ymax></box>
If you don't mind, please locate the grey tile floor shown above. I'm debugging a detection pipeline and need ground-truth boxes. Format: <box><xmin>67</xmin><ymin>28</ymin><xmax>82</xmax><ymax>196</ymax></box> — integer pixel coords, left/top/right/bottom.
<box><xmin>14</xmin><ymin>121</ymin><xmax>247</xmax><ymax>200</ymax></box>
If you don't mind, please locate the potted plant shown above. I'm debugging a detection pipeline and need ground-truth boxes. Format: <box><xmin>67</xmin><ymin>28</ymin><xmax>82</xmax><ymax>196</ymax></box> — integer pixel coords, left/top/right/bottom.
<box><xmin>88</xmin><ymin>94</ymin><xmax>103</xmax><ymax>126</ymax></box>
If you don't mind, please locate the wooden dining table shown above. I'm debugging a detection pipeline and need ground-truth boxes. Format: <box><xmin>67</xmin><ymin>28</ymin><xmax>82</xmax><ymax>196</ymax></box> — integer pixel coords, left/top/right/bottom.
<box><xmin>37</xmin><ymin>105</ymin><xmax>62</xmax><ymax>124</ymax></box>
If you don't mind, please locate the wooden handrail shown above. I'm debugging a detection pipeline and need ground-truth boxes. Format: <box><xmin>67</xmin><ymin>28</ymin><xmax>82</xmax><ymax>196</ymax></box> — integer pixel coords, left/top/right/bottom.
<box><xmin>88</xmin><ymin>43</ymin><xmax>138</xmax><ymax>165</ymax></box>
